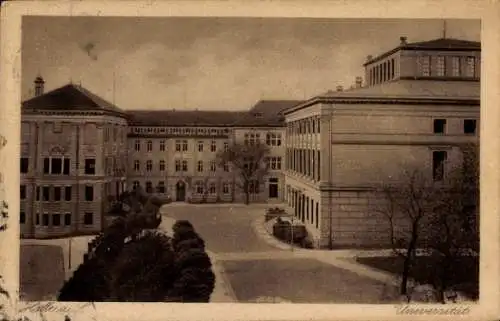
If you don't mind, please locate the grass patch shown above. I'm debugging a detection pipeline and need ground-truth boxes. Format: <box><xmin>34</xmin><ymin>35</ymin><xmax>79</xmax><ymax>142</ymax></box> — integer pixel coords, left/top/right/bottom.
<box><xmin>356</xmin><ymin>255</ymin><xmax>478</xmax><ymax>300</ymax></box>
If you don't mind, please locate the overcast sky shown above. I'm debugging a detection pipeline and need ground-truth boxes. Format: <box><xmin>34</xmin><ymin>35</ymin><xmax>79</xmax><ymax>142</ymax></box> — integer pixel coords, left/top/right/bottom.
<box><xmin>21</xmin><ymin>17</ymin><xmax>480</xmax><ymax>110</ymax></box>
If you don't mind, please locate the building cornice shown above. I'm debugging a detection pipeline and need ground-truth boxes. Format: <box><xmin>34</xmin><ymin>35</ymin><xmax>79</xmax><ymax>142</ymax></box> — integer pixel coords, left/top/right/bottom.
<box><xmin>283</xmin><ymin>96</ymin><xmax>480</xmax><ymax>116</ymax></box>
<box><xmin>22</xmin><ymin>109</ymin><xmax>128</xmax><ymax>119</ymax></box>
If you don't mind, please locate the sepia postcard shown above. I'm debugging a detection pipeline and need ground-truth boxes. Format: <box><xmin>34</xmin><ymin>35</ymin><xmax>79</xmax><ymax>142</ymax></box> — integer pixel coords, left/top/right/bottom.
<box><xmin>0</xmin><ymin>0</ymin><xmax>499</xmax><ymax>321</ymax></box>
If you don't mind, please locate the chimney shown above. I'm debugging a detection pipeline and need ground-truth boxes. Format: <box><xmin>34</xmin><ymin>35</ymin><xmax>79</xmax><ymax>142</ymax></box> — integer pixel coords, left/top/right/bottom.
<box><xmin>399</xmin><ymin>36</ymin><xmax>408</xmax><ymax>46</ymax></box>
<box><xmin>355</xmin><ymin>76</ymin><xmax>363</xmax><ymax>88</ymax></box>
<box><xmin>336</xmin><ymin>85</ymin><xmax>343</xmax><ymax>92</ymax></box>
<box><xmin>34</xmin><ymin>76</ymin><xmax>45</xmax><ymax>97</ymax></box>
<box><xmin>366</xmin><ymin>55</ymin><xmax>373</xmax><ymax>62</ymax></box>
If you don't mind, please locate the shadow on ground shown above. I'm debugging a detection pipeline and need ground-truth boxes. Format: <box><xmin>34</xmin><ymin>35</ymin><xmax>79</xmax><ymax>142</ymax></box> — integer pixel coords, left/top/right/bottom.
<box><xmin>20</xmin><ymin>244</ymin><xmax>65</xmax><ymax>301</ymax></box>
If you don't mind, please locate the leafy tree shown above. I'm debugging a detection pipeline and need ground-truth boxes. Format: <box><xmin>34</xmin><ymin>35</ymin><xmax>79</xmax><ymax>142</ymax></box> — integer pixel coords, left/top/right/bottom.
<box><xmin>216</xmin><ymin>142</ymin><xmax>270</xmax><ymax>204</ymax></box>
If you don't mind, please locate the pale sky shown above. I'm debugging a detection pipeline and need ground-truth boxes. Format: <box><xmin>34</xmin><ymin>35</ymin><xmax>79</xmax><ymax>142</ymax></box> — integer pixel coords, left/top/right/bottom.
<box><xmin>22</xmin><ymin>17</ymin><xmax>480</xmax><ymax>110</ymax></box>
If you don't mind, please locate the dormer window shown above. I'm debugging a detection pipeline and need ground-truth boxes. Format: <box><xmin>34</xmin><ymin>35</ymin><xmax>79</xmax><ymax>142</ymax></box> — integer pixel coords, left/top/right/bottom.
<box><xmin>253</xmin><ymin>112</ymin><xmax>263</xmax><ymax>117</ymax></box>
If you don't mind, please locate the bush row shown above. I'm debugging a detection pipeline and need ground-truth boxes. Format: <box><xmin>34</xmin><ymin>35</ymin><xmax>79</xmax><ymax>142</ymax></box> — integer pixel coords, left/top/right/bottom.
<box><xmin>272</xmin><ymin>218</ymin><xmax>314</xmax><ymax>249</ymax></box>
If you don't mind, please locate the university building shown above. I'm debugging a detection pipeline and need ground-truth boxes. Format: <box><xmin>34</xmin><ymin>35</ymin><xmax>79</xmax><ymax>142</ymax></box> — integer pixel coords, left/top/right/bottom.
<box><xmin>20</xmin><ymin>36</ymin><xmax>480</xmax><ymax>246</ymax></box>
<box><xmin>20</xmin><ymin>78</ymin><xmax>295</xmax><ymax>238</ymax></box>
<box><xmin>283</xmin><ymin>37</ymin><xmax>480</xmax><ymax>248</ymax></box>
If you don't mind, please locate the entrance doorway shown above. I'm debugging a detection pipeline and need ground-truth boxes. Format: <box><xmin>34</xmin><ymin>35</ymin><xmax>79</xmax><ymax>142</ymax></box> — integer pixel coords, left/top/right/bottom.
<box><xmin>176</xmin><ymin>181</ymin><xmax>186</xmax><ymax>201</ymax></box>
<box><xmin>268</xmin><ymin>177</ymin><xmax>278</xmax><ymax>198</ymax></box>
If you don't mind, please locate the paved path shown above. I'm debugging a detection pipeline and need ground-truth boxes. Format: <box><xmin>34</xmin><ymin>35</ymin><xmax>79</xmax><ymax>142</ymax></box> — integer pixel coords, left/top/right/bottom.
<box><xmin>160</xmin><ymin>203</ymin><xmax>401</xmax><ymax>303</ymax></box>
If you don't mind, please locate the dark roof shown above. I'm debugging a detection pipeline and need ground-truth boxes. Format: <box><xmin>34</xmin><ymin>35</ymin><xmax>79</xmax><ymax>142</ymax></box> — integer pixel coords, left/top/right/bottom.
<box><xmin>127</xmin><ymin>110</ymin><xmax>247</xmax><ymax>126</ymax></box>
<box><xmin>22</xmin><ymin>83</ymin><xmax>125</xmax><ymax>115</ymax></box>
<box><xmin>364</xmin><ymin>38</ymin><xmax>481</xmax><ymax>66</ymax></box>
<box><xmin>232</xmin><ymin>100</ymin><xmax>303</xmax><ymax>127</ymax></box>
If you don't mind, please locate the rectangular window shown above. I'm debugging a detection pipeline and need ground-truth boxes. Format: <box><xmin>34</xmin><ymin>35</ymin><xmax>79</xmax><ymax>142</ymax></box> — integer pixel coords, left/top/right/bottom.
<box><xmin>35</xmin><ymin>213</ymin><xmax>40</xmax><ymax>225</ymax></box>
<box><xmin>134</xmin><ymin>160</ymin><xmax>140</xmax><ymax>172</ymax></box>
<box><xmin>315</xmin><ymin>203</ymin><xmax>319</xmax><ymax>229</ymax></box>
<box><xmin>52</xmin><ymin>214</ymin><xmax>61</xmax><ymax>226</ymax></box>
<box><xmin>197</xmin><ymin>161</ymin><xmax>204</xmax><ymax>172</ymax></box>
<box><xmin>159</xmin><ymin>160</ymin><xmax>166</xmax><ymax>171</ymax></box>
<box><xmin>84</xmin><ymin>212</ymin><xmax>93</xmax><ymax>225</ymax></box>
<box><xmin>85</xmin><ymin>185</ymin><xmax>94</xmax><ymax>201</ymax></box>
<box><xmin>175</xmin><ymin>160</ymin><xmax>181</xmax><ymax>172</ymax></box>
<box><xmin>210</xmin><ymin>161</ymin><xmax>216</xmax><ymax>172</ymax></box>
<box><xmin>134</xmin><ymin>140</ymin><xmax>141</xmax><ymax>151</ymax></box>
<box><xmin>452</xmin><ymin>56</ymin><xmax>461</xmax><ymax>76</ymax></box>
<box><xmin>196</xmin><ymin>182</ymin><xmax>204</xmax><ymax>194</ymax></box>
<box><xmin>53</xmin><ymin>186</ymin><xmax>61</xmax><ymax>201</ymax></box>
<box><xmin>43</xmin><ymin>158</ymin><xmax>50</xmax><ymax>174</ymax></box>
<box><xmin>146</xmin><ymin>160</ymin><xmax>153</xmax><ymax>172</ymax></box>
<box><xmin>157</xmin><ymin>181</ymin><xmax>166</xmax><ymax>193</ymax></box>
<box><xmin>63</xmin><ymin>158</ymin><xmax>70</xmax><ymax>175</ymax></box>
<box><xmin>224</xmin><ymin>142</ymin><xmax>229</xmax><ymax>152</ymax></box>
<box><xmin>182</xmin><ymin>140</ymin><xmax>188</xmax><ymax>151</ymax></box>
<box><xmin>198</xmin><ymin>141</ymin><xmax>204</xmax><ymax>152</ymax></box>
<box><xmin>436</xmin><ymin>56</ymin><xmax>445</xmax><ymax>76</ymax></box>
<box><xmin>433</xmin><ymin>151</ymin><xmax>447</xmax><ymax>181</ymax></box>
<box><xmin>466</xmin><ymin>56</ymin><xmax>476</xmax><ymax>77</ymax></box>
<box><xmin>64</xmin><ymin>213</ymin><xmax>71</xmax><ymax>226</ymax></box>
<box><xmin>145</xmin><ymin>181</ymin><xmax>153</xmax><ymax>193</ymax></box>
<box><xmin>20</xmin><ymin>185</ymin><xmax>26</xmax><ymax>200</ymax></box>
<box><xmin>464</xmin><ymin>119</ymin><xmax>477</xmax><ymax>134</ymax></box>
<box><xmin>223</xmin><ymin>162</ymin><xmax>229</xmax><ymax>172</ymax></box>
<box><xmin>42</xmin><ymin>213</ymin><xmax>49</xmax><ymax>226</ymax></box>
<box><xmin>222</xmin><ymin>183</ymin><xmax>230</xmax><ymax>194</ymax></box>
<box><xmin>64</xmin><ymin>186</ymin><xmax>72</xmax><ymax>201</ymax></box>
<box><xmin>419</xmin><ymin>56</ymin><xmax>431</xmax><ymax>76</ymax></box>
<box><xmin>433</xmin><ymin>119</ymin><xmax>446</xmax><ymax>134</ymax></box>
<box><xmin>20</xmin><ymin>158</ymin><xmax>29</xmax><ymax>174</ymax></box>
<box><xmin>146</xmin><ymin>140</ymin><xmax>153</xmax><ymax>152</ymax></box>
<box><xmin>84</xmin><ymin>159</ymin><xmax>96</xmax><ymax>175</ymax></box>
<box><xmin>42</xmin><ymin>186</ymin><xmax>50</xmax><ymax>201</ymax></box>
<box><xmin>182</xmin><ymin>160</ymin><xmax>188</xmax><ymax>172</ymax></box>
<box><xmin>159</xmin><ymin>140</ymin><xmax>166</xmax><ymax>151</ymax></box>
<box><xmin>51</xmin><ymin>158</ymin><xmax>62</xmax><ymax>174</ymax></box>
<box><xmin>175</xmin><ymin>140</ymin><xmax>181</xmax><ymax>152</ymax></box>
<box><xmin>211</xmin><ymin>141</ymin><xmax>217</xmax><ymax>152</ymax></box>
<box><xmin>209</xmin><ymin>183</ymin><xmax>216</xmax><ymax>194</ymax></box>
<box><xmin>35</xmin><ymin>186</ymin><xmax>40</xmax><ymax>201</ymax></box>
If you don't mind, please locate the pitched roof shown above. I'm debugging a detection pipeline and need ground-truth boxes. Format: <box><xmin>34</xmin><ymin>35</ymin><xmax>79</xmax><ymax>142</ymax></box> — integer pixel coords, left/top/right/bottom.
<box><xmin>404</xmin><ymin>38</ymin><xmax>481</xmax><ymax>50</ymax></box>
<box><xmin>22</xmin><ymin>83</ymin><xmax>125</xmax><ymax>115</ymax></box>
<box><xmin>364</xmin><ymin>37</ymin><xmax>481</xmax><ymax>66</ymax></box>
<box><xmin>127</xmin><ymin>110</ymin><xmax>247</xmax><ymax>126</ymax></box>
<box><xmin>321</xmin><ymin>80</ymin><xmax>480</xmax><ymax>100</ymax></box>
<box><xmin>232</xmin><ymin>100</ymin><xmax>303</xmax><ymax>127</ymax></box>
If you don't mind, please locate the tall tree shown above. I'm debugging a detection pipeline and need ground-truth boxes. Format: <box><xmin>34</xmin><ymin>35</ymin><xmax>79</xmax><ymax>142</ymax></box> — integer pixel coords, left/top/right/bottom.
<box><xmin>216</xmin><ymin>142</ymin><xmax>270</xmax><ymax>204</ymax></box>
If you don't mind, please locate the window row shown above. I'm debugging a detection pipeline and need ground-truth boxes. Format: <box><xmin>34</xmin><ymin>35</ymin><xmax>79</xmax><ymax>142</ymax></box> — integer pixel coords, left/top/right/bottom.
<box><xmin>244</xmin><ymin>133</ymin><xmax>261</xmax><ymax>146</ymax></box>
<box><xmin>286</xmin><ymin>148</ymin><xmax>321</xmax><ymax>181</ymax></box>
<box><xmin>133</xmin><ymin>181</ymin><xmax>167</xmax><ymax>194</ymax></box>
<box><xmin>193</xmin><ymin>181</ymin><xmax>232</xmax><ymax>194</ymax></box>
<box><xmin>134</xmin><ymin>139</ymin><xmax>167</xmax><ymax>152</ymax></box>
<box><xmin>131</xmin><ymin>126</ymin><xmax>230</xmax><ymax>136</ymax></box>
<box><xmin>104</xmin><ymin>125</ymin><xmax>126</xmax><ymax>143</ymax></box>
<box><xmin>287</xmin><ymin>190</ymin><xmax>320</xmax><ymax>229</ymax></box>
<box><xmin>26</xmin><ymin>185</ymin><xmax>94</xmax><ymax>202</ymax></box>
<box><xmin>433</xmin><ymin>118</ymin><xmax>477</xmax><ymax>135</ymax></box>
<box><xmin>287</xmin><ymin>117</ymin><xmax>321</xmax><ymax>136</ymax></box>
<box><xmin>418</xmin><ymin>55</ymin><xmax>478</xmax><ymax>78</ymax></box>
<box><xmin>368</xmin><ymin>58</ymin><xmax>396</xmax><ymax>86</ymax></box>
<box><xmin>265</xmin><ymin>133</ymin><xmax>282</xmax><ymax>146</ymax></box>
<box><xmin>20</xmin><ymin>212</ymin><xmax>93</xmax><ymax>226</ymax></box>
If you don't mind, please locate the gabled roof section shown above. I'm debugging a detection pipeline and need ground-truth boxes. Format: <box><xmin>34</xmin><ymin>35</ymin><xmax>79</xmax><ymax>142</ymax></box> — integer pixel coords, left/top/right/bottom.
<box><xmin>22</xmin><ymin>83</ymin><xmax>125</xmax><ymax>115</ymax></box>
<box><xmin>364</xmin><ymin>37</ymin><xmax>481</xmax><ymax>66</ymax></box>
<box><xmin>233</xmin><ymin>100</ymin><xmax>303</xmax><ymax>127</ymax></box>
<box><xmin>127</xmin><ymin>110</ymin><xmax>246</xmax><ymax>127</ymax></box>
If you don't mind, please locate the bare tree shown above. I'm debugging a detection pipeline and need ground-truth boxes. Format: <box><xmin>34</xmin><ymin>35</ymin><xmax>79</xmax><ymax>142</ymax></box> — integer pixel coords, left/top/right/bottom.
<box><xmin>375</xmin><ymin>169</ymin><xmax>436</xmax><ymax>300</ymax></box>
<box><xmin>216</xmin><ymin>142</ymin><xmax>270</xmax><ymax>205</ymax></box>
<box><xmin>376</xmin><ymin>143</ymin><xmax>479</xmax><ymax>303</ymax></box>
<box><xmin>424</xmin><ymin>143</ymin><xmax>479</xmax><ymax>303</ymax></box>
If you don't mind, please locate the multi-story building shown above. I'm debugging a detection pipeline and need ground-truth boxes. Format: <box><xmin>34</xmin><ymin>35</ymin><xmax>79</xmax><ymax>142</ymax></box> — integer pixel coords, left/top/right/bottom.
<box><xmin>283</xmin><ymin>37</ymin><xmax>480</xmax><ymax>248</ymax></box>
<box><xmin>20</xmin><ymin>78</ymin><xmax>297</xmax><ymax>237</ymax></box>
<box><xmin>20</xmin><ymin>80</ymin><xmax>128</xmax><ymax>238</ymax></box>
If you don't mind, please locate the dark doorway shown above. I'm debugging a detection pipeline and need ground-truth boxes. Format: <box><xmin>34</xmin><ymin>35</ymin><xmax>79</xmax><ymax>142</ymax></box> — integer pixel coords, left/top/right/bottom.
<box><xmin>268</xmin><ymin>177</ymin><xmax>278</xmax><ymax>198</ymax></box>
<box><xmin>176</xmin><ymin>181</ymin><xmax>186</xmax><ymax>201</ymax></box>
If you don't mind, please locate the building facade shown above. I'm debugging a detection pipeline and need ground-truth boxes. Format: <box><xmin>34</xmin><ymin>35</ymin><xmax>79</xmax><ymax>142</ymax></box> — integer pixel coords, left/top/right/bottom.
<box><xmin>283</xmin><ymin>37</ymin><xmax>480</xmax><ymax>248</ymax></box>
